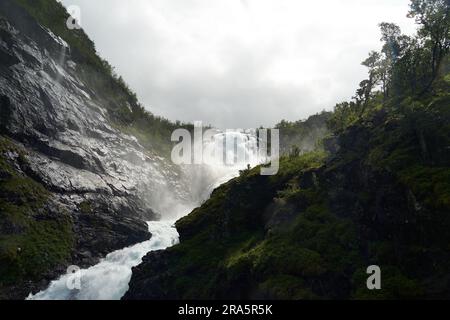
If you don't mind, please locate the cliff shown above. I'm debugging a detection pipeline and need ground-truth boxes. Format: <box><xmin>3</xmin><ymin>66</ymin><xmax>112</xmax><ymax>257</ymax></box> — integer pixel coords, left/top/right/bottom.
<box><xmin>0</xmin><ymin>0</ymin><xmax>189</xmax><ymax>299</ymax></box>
<box><xmin>124</xmin><ymin>89</ymin><xmax>450</xmax><ymax>299</ymax></box>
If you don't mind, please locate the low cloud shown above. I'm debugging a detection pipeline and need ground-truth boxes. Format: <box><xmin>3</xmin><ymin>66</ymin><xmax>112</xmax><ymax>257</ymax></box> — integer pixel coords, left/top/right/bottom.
<box><xmin>61</xmin><ymin>0</ymin><xmax>416</xmax><ymax>128</ymax></box>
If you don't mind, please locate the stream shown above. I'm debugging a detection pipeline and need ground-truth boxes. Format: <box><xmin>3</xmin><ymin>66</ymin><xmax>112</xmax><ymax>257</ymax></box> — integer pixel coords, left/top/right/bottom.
<box><xmin>28</xmin><ymin>130</ymin><xmax>260</xmax><ymax>300</ymax></box>
<box><xmin>28</xmin><ymin>221</ymin><xmax>180</xmax><ymax>300</ymax></box>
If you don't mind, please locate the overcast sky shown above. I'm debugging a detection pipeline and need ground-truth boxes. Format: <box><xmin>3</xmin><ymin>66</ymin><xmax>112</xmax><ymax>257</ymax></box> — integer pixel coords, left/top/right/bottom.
<box><xmin>60</xmin><ymin>0</ymin><xmax>416</xmax><ymax>128</ymax></box>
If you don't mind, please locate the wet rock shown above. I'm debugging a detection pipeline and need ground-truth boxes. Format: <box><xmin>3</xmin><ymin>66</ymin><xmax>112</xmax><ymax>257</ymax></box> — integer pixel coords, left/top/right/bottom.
<box><xmin>0</xmin><ymin>0</ymin><xmax>189</xmax><ymax>299</ymax></box>
<box><xmin>122</xmin><ymin>250</ymin><xmax>174</xmax><ymax>300</ymax></box>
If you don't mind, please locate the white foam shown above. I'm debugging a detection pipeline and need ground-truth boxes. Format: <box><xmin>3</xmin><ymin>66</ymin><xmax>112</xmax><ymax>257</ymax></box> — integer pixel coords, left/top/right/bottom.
<box><xmin>28</xmin><ymin>130</ymin><xmax>260</xmax><ymax>300</ymax></box>
<box><xmin>27</xmin><ymin>221</ymin><xmax>179</xmax><ymax>300</ymax></box>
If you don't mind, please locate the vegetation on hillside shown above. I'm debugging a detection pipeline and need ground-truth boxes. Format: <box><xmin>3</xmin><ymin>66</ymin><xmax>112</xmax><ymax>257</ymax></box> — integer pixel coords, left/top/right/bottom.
<box><xmin>126</xmin><ymin>0</ymin><xmax>450</xmax><ymax>300</ymax></box>
<box><xmin>0</xmin><ymin>137</ymin><xmax>74</xmax><ymax>299</ymax></box>
<box><xmin>275</xmin><ymin>112</ymin><xmax>332</xmax><ymax>156</ymax></box>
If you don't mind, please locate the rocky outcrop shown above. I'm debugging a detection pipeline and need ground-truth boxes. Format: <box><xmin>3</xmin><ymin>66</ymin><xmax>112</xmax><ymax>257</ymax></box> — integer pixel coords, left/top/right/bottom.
<box><xmin>121</xmin><ymin>250</ymin><xmax>173</xmax><ymax>300</ymax></box>
<box><xmin>0</xmin><ymin>0</ymin><xmax>189</xmax><ymax>298</ymax></box>
<box><xmin>124</xmin><ymin>101</ymin><xmax>450</xmax><ymax>299</ymax></box>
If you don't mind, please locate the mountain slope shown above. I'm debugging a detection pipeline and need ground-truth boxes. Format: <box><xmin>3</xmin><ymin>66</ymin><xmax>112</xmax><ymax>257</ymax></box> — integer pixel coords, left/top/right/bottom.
<box><xmin>124</xmin><ymin>0</ymin><xmax>450</xmax><ymax>298</ymax></box>
<box><xmin>0</xmin><ymin>0</ymin><xmax>190</xmax><ymax>299</ymax></box>
<box><xmin>124</xmin><ymin>89</ymin><xmax>450</xmax><ymax>300</ymax></box>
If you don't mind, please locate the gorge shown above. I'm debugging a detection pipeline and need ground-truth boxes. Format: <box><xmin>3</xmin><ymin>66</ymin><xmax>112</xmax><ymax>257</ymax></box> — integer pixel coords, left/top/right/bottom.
<box><xmin>1</xmin><ymin>0</ymin><xmax>449</xmax><ymax>301</ymax></box>
<box><xmin>28</xmin><ymin>128</ymin><xmax>264</xmax><ymax>300</ymax></box>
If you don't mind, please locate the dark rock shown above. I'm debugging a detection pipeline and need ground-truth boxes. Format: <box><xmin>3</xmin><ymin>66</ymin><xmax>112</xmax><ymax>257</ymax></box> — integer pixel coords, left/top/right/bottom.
<box><xmin>122</xmin><ymin>250</ymin><xmax>174</xmax><ymax>300</ymax></box>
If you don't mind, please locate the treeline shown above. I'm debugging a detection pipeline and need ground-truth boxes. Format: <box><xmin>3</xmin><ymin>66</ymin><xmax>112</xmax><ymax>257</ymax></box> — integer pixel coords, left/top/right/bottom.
<box><xmin>275</xmin><ymin>112</ymin><xmax>332</xmax><ymax>156</ymax></box>
<box><xmin>328</xmin><ymin>0</ymin><xmax>449</xmax><ymax>134</ymax></box>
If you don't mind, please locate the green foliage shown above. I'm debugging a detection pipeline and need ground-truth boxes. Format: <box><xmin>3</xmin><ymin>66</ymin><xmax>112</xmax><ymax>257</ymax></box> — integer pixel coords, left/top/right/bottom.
<box><xmin>244</xmin><ymin>238</ymin><xmax>327</xmax><ymax>278</ymax></box>
<box><xmin>275</xmin><ymin>150</ymin><xmax>326</xmax><ymax>179</ymax></box>
<box><xmin>78</xmin><ymin>201</ymin><xmax>92</xmax><ymax>214</ymax></box>
<box><xmin>13</xmin><ymin>0</ymin><xmax>100</xmax><ymax>67</ymax></box>
<box><xmin>0</xmin><ymin>137</ymin><xmax>74</xmax><ymax>294</ymax></box>
<box><xmin>7</xmin><ymin>0</ymin><xmax>450</xmax><ymax>300</ymax></box>
<box><xmin>400</xmin><ymin>165</ymin><xmax>450</xmax><ymax>210</ymax></box>
<box><xmin>258</xmin><ymin>275</ymin><xmax>317</xmax><ymax>300</ymax></box>
<box><xmin>134</xmin><ymin>34</ymin><xmax>449</xmax><ymax>299</ymax></box>
<box><xmin>329</xmin><ymin>0</ymin><xmax>449</xmax><ymax>135</ymax></box>
<box><xmin>353</xmin><ymin>267</ymin><xmax>424</xmax><ymax>299</ymax></box>
<box><xmin>327</xmin><ymin>101</ymin><xmax>363</xmax><ymax>133</ymax></box>
<box><xmin>276</xmin><ymin>112</ymin><xmax>331</xmax><ymax>155</ymax></box>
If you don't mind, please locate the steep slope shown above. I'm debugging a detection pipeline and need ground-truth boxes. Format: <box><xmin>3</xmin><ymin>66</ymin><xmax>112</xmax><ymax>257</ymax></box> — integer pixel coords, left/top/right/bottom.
<box><xmin>124</xmin><ymin>88</ymin><xmax>450</xmax><ymax>299</ymax></box>
<box><xmin>124</xmin><ymin>1</ymin><xmax>450</xmax><ymax>299</ymax></box>
<box><xmin>0</xmin><ymin>0</ymin><xmax>190</xmax><ymax>299</ymax></box>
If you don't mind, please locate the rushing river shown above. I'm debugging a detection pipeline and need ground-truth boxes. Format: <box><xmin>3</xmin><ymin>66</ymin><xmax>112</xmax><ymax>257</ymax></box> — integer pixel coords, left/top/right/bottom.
<box><xmin>27</xmin><ymin>221</ymin><xmax>179</xmax><ymax>300</ymax></box>
<box><xmin>28</xmin><ymin>130</ymin><xmax>263</xmax><ymax>300</ymax></box>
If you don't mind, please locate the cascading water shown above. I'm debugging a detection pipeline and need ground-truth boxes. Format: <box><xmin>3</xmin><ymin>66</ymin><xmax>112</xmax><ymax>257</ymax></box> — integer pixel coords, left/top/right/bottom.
<box><xmin>195</xmin><ymin>130</ymin><xmax>261</xmax><ymax>200</ymax></box>
<box><xmin>28</xmin><ymin>130</ymin><xmax>261</xmax><ymax>300</ymax></box>
<box><xmin>28</xmin><ymin>221</ymin><xmax>180</xmax><ymax>300</ymax></box>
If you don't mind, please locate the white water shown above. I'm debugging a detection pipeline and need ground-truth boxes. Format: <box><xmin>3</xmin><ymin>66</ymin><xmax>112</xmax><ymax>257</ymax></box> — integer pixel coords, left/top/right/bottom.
<box><xmin>195</xmin><ymin>130</ymin><xmax>262</xmax><ymax>201</ymax></box>
<box><xmin>28</xmin><ymin>130</ymin><xmax>262</xmax><ymax>300</ymax></box>
<box><xmin>27</xmin><ymin>221</ymin><xmax>179</xmax><ymax>300</ymax></box>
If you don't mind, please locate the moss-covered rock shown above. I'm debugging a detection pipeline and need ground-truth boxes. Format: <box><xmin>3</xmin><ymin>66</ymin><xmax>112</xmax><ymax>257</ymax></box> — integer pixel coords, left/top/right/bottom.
<box><xmin>0</xmin><ymin>136</ymin><xmax>74</xmax><ymax>299</ymax></box>
<box><xmin>125</xmin><ymin>88</ymin><xmax>450</xmax><ymax>300</ymax></box>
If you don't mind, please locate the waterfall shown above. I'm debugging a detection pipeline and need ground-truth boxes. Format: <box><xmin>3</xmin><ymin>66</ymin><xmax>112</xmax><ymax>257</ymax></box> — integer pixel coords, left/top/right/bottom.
<box><xmin>27</xmin><ymin>130</ymin><xmax>260</xmax><ymax>300</ymax></box>
<box><xmin>187</xmin><ymin>129</ymin><xmax>262</xmax><ymax>203</ymax></box>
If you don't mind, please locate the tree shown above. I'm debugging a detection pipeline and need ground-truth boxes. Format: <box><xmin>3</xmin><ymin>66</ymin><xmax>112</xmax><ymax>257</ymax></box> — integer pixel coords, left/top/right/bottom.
<box><xmin>355</xmin><ymin>50</ymin><xmax>386</xmax><ymax>111</ymax></box>
<box><xmin>355</xmin><ymin>79</ymin><xmax>373</xmax><ymax>107</ymax></box>
<box><xmin>360</xmin><ymin>51</ymin><xmax>383</xmax><ymax>102</ymax></box>
<box><xmin>380</xmin><ymin>22</ymin><xmax>403</xmax><ymax>63</ymax></box>
<box><xmin>408</xmin><ymin>0</ymin><xmax>450</xmax><ymax>90</ymax></box>
<box><xmin>378</xmin><ymin>23</ymin><xmax>410</xmax><ymax>98</ymax></box>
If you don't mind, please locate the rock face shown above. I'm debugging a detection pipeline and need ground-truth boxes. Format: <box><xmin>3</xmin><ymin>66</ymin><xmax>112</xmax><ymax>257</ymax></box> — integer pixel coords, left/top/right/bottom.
<box><xmin>124</xmin><ymin>100</ymin><xmax>450</xmax><ymax>300</ymax></box>
<box><xmin>121</xmin><ymin>250</ymin><xmax>173</xmax><ymax>300</ymax></box>
<box><xmin>0</xmin><ymin>1</ymin><xmax>189</xmax><ymax>298</ymax></box>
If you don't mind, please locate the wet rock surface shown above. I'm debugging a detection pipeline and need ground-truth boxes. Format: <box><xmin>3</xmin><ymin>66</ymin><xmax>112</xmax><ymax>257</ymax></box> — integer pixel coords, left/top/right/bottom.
<box><xmin>121</xmin><ymin>250</ymin><xmax>173</xmax><ymax>300</ymax></box>
<box><xmin>0</xmin><ymin>1</ymin><xmax>188</xmax><ymax>298</ymax></box>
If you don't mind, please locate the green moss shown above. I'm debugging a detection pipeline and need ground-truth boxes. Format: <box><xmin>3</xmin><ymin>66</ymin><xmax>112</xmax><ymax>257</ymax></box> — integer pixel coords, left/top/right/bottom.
<box><xmin>275</xmin><ymin>150</ymin><xmax>326</xmax><ymax>179</ymax></box>
<box><xmin>399</xmin><ymin>165</ymin><xmax>450</xmax><ymax>210</ymax></box>
<box><xmin>0</xmin><ymin>217</ymin><xmax>73</xmax><ymax>284</ymax></box>
<box><xmin>246</xmin><ymin>238</ymin><xmax>326</xmax><ymax>277</ymax></box>
<box><xmin>258</xmin><ymin>275</ymin><xmax>317</xmax><ymax>300</ymax></box>
<box><xmin>353</xmin><ymin>267</ymin><xmax>424</xmax><ymax>300</ymax></box>
<box><xmin>0</xmin><ymin>136</ymin><xmax>74</xmax><ymax>291</ymax></box>
<box><xmin>79</xmin><ymin>201</ymin><xmax>92</xmax><ymax>214</ymax></box>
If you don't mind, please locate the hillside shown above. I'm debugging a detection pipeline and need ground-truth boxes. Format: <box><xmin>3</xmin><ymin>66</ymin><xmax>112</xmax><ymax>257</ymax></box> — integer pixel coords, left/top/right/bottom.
<box><xmin>0</xmin><ymin>0</ymin><xmax>448</xmax><ymax>301</ymax></box>
<box><xmin>0</xmin><ymin>0</ymin><xmax>332</xmax><ymax>300</ymax></box>
<box><xmin>0</xmin><ymin>0</ymin><xmax>192</xmax><ymax>299</ymax></box>
<box><xmin>276</xmin><ymin>112</ymin><xmax>331</xmax><ymax>156</ymax></box>
<box><xmin>124</xmin><ymin>75</ymin><xmax>450</xmax><ymax>300</ymax></box>
<box><xmin>124</xmin><ymin>1</ymin><xmax>450</xmax><ymax>300</ymax></box>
